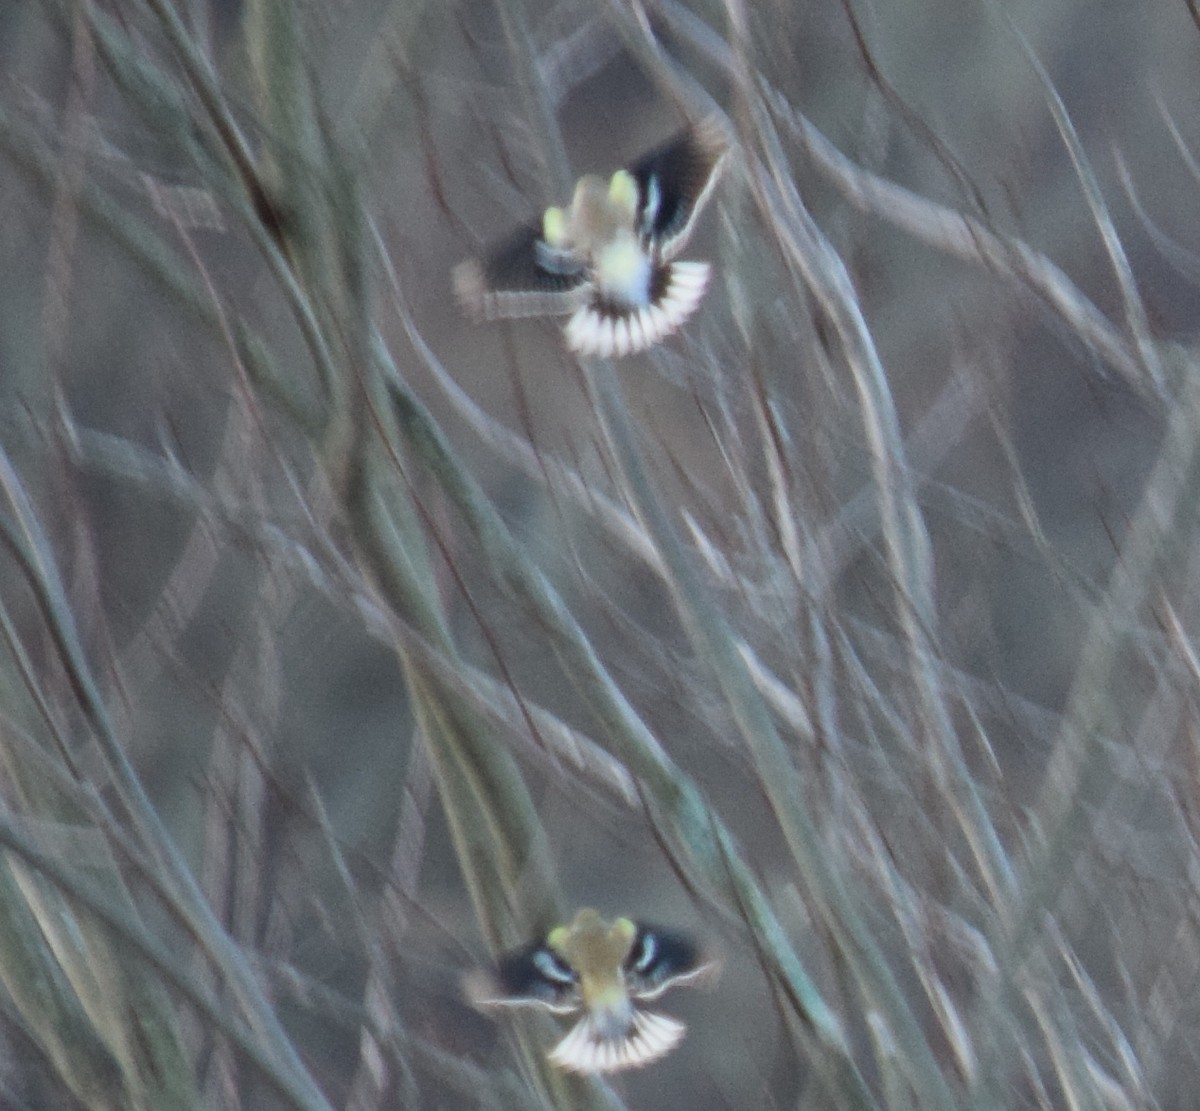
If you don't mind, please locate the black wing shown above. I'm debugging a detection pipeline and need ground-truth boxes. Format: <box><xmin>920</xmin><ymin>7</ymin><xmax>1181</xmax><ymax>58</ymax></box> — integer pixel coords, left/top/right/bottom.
<box><xmin>463</xmin><ymin>939</ymin><xmax>582</xmax><ymax>1014</ymax></box>
<box><xmin>622</xmin><ymin>923</ymin><xmax>717</xmax><ymax>1000</ymax></box>
<box><xmin>454</xmin><ymin>222</ymin><xmax>589</xmax><ymax>321</ymax></box>
<box><xmin>628</xmin><ymin>117</ymin><xmax>727</xmax><ymax>258</ymax></box>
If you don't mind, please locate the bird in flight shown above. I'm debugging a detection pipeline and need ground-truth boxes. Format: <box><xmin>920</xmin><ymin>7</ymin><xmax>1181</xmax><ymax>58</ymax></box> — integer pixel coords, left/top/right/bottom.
<box><xmin>454</xmin><ymin>118</ymin><xmax>728</xmax><ymax>358</ymax></box>
<box><xmin>464</xmin><ymin>907</ymin><xmax>719</xmax><ymax>1073</ymax></box>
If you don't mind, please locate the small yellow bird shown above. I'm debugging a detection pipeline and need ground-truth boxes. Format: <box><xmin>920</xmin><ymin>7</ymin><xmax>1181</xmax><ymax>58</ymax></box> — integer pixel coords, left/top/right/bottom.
<box><xmin>454</xmin><ymin>118</ymin><xmax>728</xmax><ymax>358</ymax></box>
<box><xmin>464</xmin><ymin>908</ymin><xmax>719</xmax><ymax>1073</ymax></box>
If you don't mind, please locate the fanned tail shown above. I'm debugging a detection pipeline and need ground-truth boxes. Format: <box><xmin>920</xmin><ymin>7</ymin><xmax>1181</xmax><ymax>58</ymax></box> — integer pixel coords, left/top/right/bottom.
<box><xmin>548</xmin><ymin>1009</ymin><xmax>686</xmax><ymax>1073</ymax></box>
<box><xmin>564</xmin><ymin>261</ymin><xmax>710</xmax><ymax>357</ymax></box>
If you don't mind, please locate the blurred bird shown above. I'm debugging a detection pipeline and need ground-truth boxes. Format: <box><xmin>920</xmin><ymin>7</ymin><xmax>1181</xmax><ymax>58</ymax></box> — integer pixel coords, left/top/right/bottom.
<box><xmin>464</xmin><ymin>908</ymin><xmax>718</xmax><ymax>1073</ymax></box>
<box><xmin>454</xmin><ymin>118</ymin><xmax>728</xmax><ymax>357</ymax></box>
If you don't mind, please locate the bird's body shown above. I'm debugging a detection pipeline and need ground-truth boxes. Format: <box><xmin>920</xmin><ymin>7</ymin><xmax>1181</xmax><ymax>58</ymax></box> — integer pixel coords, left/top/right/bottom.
<box><xmin>464</xmin><ymin>908</ymin><xmax>718</xmax><ymax>1073</ymax></box>
<box><xmin>454</xmin><ymin>119</ymin><xmax>728</xmax><ymax>357</ymax></box>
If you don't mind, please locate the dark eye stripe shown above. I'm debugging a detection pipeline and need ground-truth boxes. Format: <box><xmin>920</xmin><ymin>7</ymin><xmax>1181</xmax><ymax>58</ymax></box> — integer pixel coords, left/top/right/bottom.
<box><xmin>533</xmin><ymin>948</ymin><xmax>577</xmax><ymax>985</ymax></box>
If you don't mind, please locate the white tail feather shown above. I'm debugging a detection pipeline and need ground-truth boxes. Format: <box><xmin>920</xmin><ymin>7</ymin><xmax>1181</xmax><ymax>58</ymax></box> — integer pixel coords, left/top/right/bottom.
<box><xmin>548</xmin><ymin>1009</ymin><xmax>686</xmax><ymax>1073</ymax></box>
<box><xmin>564</xmin><ymin>261</ymin><xmax>711</xmax><ymax>356</ymax></box>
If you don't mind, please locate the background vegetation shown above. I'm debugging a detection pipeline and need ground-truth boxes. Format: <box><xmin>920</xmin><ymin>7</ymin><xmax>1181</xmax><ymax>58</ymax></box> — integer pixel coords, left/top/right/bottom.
<box><xmin>1</xmin><ymin>0</ymin><xmax>1199</xmax><ymax>1106</ymax></box>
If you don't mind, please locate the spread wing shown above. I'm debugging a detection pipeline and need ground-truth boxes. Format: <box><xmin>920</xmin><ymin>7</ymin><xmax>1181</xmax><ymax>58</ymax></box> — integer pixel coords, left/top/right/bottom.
<box><xmin>629</xmin><ymin>116</ymin><xmax>728</xmax><ymax>259</ymax></box>
<box><xmin>454</xmin><ymin>223</ymin><xmax>590</xmax><ymax>321</ymax></box>
<box><xmin>463</xmin><ymin>940</ymin><xmax>582</xmax><ymax>1014</ymax></box>
<box><xmin>622</xmin><ymin>922</ymin><xmax>720</xmax><ymax>1000</ymax></box>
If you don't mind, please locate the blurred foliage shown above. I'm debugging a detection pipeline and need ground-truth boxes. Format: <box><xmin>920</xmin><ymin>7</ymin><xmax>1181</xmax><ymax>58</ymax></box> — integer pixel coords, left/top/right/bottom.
<box><xmin>1</xmin><ymin>0</ymin><xmax>1200</xmax><ymax>1107</ymax></box>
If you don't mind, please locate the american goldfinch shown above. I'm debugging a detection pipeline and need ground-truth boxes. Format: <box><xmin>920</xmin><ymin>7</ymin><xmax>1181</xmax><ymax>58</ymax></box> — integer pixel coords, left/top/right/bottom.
<box><xmin>454</xmin><ymin>118</ymin><xmax>728</xmax><ymax>358</ymax></box>
<box><xmin>464</xmin><ymin>908</ymin><xmax>718</xmax><ymax>1073</ymax></box>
